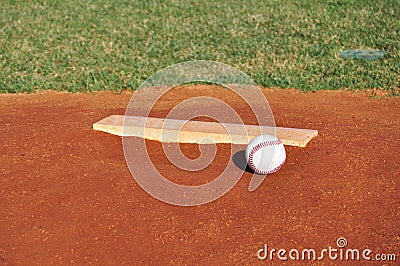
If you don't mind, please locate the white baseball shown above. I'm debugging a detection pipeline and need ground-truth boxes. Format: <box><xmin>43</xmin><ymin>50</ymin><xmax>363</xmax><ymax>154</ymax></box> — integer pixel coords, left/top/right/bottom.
<box><xmin>245</xmin><ymin>135</ymin><xmax>286</xmax><ymax>175</ymax></box>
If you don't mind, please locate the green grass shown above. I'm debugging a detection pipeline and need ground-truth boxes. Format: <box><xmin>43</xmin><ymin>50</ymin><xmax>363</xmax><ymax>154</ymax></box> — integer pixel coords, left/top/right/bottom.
<box><xmin>0</xmin><ymin>0</ymin><xmax>399</xmax><ymax>93</ymax></box>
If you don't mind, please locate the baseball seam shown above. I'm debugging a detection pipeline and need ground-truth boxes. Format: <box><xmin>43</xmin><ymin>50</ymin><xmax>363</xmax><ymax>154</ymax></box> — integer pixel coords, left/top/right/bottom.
<box><xmin>248</xmin><ymin>139</ymin><xmax>285</xmax><ymax>175</ymax></box>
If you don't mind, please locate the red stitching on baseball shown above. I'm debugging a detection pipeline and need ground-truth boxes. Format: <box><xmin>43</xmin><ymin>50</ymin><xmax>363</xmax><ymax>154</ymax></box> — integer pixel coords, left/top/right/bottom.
<box><xmin>248</xmin><ymin>139</ymin><xmax>285</xmax><ymax>175</ymax></box>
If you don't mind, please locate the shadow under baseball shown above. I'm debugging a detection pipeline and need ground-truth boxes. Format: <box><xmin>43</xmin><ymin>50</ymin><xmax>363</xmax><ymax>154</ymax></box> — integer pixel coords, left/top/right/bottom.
<box><xmin>232</xmin><ymin>150</ymin><xmax>263</xmax><ymax>175</ymax></box>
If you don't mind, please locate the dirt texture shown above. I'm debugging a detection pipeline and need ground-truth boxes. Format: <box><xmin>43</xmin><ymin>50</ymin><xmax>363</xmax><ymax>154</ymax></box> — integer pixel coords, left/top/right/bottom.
<box><xmin>1</xmin><ymin>86</ymin><xmax>399</xmax><ymax>265</ymax></box>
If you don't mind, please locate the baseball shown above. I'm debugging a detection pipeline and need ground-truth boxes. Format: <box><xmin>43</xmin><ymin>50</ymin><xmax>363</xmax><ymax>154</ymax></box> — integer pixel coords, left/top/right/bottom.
<box><xmin>245</xmin><ymin>134</ymin><xmax>286</xmax><ymax>174</ymax></box>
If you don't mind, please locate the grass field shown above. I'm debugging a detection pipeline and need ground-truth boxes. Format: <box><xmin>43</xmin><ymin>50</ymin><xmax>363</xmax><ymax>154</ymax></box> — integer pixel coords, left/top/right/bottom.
<box><xmin>0</xmin><ymin>0</ymin><xmax>399</xmax><ymax>93</ymax></box>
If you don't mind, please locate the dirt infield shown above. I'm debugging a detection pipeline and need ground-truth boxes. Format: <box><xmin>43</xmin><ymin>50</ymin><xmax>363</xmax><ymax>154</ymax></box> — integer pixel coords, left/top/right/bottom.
<box><xmin>1</xmin><ymin>87</ymin><xmax>399</xmax><ymax>264</ymax></box>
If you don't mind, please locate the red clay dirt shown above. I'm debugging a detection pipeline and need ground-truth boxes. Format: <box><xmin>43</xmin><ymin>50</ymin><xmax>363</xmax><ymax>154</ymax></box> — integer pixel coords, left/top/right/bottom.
<box><xmin>0</xmin><ymin>86</ymin><xmax>399</xmax><ymax>265</ymax></box>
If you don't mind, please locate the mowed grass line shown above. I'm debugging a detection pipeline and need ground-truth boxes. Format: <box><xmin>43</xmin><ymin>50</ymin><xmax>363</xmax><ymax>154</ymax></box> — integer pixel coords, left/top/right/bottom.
<box><xmin>0</xmin><ymin>0</ymin><xmax>399</xmax><ymax>93</ymax></box>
